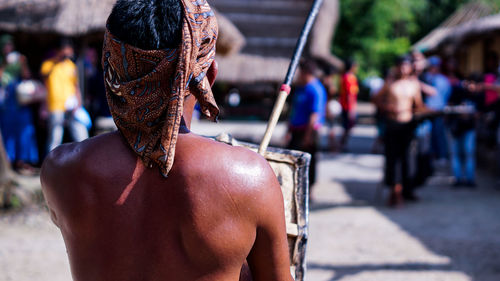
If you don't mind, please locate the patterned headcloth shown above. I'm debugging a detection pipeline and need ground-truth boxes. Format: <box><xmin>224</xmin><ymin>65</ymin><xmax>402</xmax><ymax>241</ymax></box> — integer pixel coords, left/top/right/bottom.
<box><xmin>103</xmin><ymin>0</ymin><xmax>219</xmax><ymax>177</ymax></box>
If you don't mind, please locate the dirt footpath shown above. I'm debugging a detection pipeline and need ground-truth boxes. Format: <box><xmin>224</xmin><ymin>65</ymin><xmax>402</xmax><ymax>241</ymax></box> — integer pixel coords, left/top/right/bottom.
<box><xmin>0</xmin><ymin>206</ymin><xmax>71</xmax><ymax>281</ymax></box>
<box><xmin>307</xmin><ymin>153</ymin><xmax>500</xmax><ymax>281</ymax></box>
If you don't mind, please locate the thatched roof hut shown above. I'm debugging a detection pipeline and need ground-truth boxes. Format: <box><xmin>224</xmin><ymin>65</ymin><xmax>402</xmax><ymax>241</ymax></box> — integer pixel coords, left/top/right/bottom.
<box><xmin>439</xmin><ymin>12</ymin><xmax>500</xmax><ymax>74</ymax></box>
<box><xmin>212</xmin><ymin>0</ymin><xmax>342</xmax><ymax>84</ymax></box>
<box><xmin>414</xmin><ymin>1</ymin><xmax>500</xmax><ymax>75</ymax></box>
<box><xmin>413</xmin><ymin>1</ymin><xmax>493</xmax><ymax>53</ymax></box>
<box><xmin>0</xmin><ymin>0</ymin><xmax>341</xmax><ymax>85</ymax></box>
<box><xmin>0</xmin><ymin>0</ymin><xmax>115</xmax><ymax>36</ymax></box>
<box><xmin>214</xmin><ymin>9</ymin><xmax>246</xmax><ymax>57</ymax></box>
<box><xmin>442</xmin><ymin>12</ymin><xmax>500</xmax><ymax>45</ymax></box>
<box><xmin>0</xmin><ymin>0</ymin><xmax>245</xmax><ymax>55</ymax></box>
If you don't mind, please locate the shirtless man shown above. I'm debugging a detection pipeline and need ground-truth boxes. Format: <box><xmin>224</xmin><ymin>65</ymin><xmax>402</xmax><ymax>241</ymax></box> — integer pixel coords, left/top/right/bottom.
<box><xmin>374</xmin><ymin>56</ymin><xmax>427</xmax><ymax>206</ymax></box>
<box><xmin>41</xmin><ymin>1</ymin><xmax>293</xmax><ymax>280</ymax></box>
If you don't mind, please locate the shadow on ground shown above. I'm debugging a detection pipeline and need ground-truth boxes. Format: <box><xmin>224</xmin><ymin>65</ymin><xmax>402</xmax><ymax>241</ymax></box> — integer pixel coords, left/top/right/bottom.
<box><xmin>308</xmin><ymin>262</ymin><xmax>456</xmax><ymax>281</ymax></box>
<box><xmin>309</xmin><ymin>174</ymin><xmax>500</xmax><ymax>281</ymax></box>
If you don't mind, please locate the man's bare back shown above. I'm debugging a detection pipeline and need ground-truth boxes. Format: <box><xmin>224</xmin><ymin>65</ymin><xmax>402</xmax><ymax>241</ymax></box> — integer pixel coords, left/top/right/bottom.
<box><xmin>373</xmin><ymin>56</ymin><xmax>431</xmax><ymax>204</ymax></box>
<box><xmin>41</xmin><ymin>1</ymin><xmax>294</xmax><ymax>279</ymax></box>
<box><xmin>41</xmin><ymin>131</ymin><xmax>293</xmax><ymax>281</ymax></box>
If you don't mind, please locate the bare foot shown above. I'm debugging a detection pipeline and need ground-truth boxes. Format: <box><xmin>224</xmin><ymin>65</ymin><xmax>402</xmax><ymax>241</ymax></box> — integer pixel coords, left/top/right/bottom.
<box><xmin>387</xmin><ymin>184</ymin><xmax>403</xmax><ymax>207</ymax></box>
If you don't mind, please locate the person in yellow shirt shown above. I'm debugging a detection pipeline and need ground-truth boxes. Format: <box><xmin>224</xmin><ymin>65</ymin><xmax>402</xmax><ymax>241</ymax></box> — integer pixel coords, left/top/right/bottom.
<box><xmin>41</xmin><ymin>39</ymin><xmax>88</xmax><ymax>153</ymax></box>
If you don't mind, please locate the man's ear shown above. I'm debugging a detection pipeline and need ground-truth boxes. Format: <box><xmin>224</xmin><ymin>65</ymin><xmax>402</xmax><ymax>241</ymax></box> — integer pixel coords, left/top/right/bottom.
<box><xmin>207</xmin><ymin>60</ymin><xmax>218</xmax><ymax>87</ymax></box>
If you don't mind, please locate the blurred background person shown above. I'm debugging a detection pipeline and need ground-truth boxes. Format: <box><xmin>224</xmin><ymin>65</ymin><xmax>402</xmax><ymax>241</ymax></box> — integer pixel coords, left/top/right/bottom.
<box><xmin>423</xmin><ymin>56</ymin><xmax>451</xmax><ymax>167</ymax></box>
<box><xmin>445</xmin><ymin>61</ymin><xmax>479</xmax><ymax>188</ymax></box>
<box><xmin>465</xmin><ymin>70</ymin><xmax>500</xmax><ymax>188</ymax></box>
<box><xmin>0</xmin><ymin>37</ymin><xmax>40</xmax><ymax>174</ymax></box>
<box><xmin>325</xmin><ymin>96</ymin><xmax>341</xmax><ymax>152</ymax></box>
<box><xmin>41</xmin><ymin>39</ymin><xmax>88</xmax><ymax>153</ymax></box>
<box><xmin>374</xmin><ymin>56</ymin><xmax>427</xmax><ymax>206</ymax></box>
<box><xmin>84</xmin><ymin>48</ymin><xmax>109</xmax><ymax>120</ymax></box>
<box><xmin>367</xmin><ymin>71</ymin><xmax>387</xmax><ymax>154</ymax></box>
<box><xmin>412</xmin><ymin>51</ymin><xmax>438</xmax><ymax>98</ymax></box>
<box><xmin>481</xmin><ymin>51</ymin><xmax>500</xmax><ymax>148</ymax></box>
<box><xmin>83</xmin><ymin>47</ymin><xmax>109</xmax><ymax>136</ymax></box>
<box><xmin>410</xmin><ymin>51</ymin><xmax>436</xmax><ymax>189</ymax></box>
<box><xmin>288</xmin><ymin>59</ymin><xmax>327</xmax><ymax>194</ymax></box>
<box><xmin>412</xmin><ymin>51</ymin><xmax>427</xmax><ymax>79</ymax></box>
<box><xmin>483</xmin><ymin>52</ymin><xmax>499</xmax><ymax>109</ymax></box>
<box><xmin>339</xmin><ymin>59</ymin><xmax>359</xmax><ymax>151</ymax></box>
<box><xmin>319</xmin><ymin>63</ymin><xmax>341</xmax><ymax>152</ymax></box>
<box><xmin>0</xmin><ymin>35</ymin><xmax>24</xmax><ymax>86</ymax></box>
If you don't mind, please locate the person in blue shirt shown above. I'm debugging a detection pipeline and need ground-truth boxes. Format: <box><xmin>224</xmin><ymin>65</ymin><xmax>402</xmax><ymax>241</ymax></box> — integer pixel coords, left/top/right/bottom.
<box><xmin>424</xmin><ymin>56</ymin><xmax>451</xmax><ymax>164</ymax></box>
<box><xmin>0</xmin><ymin>67</ymin><xmax>39</xmax><ymax>173</ymax></box>
<box><xmin>288</xmin><ymin>59</ymin><xmax>327</xmax><ymax>190</ymax></box>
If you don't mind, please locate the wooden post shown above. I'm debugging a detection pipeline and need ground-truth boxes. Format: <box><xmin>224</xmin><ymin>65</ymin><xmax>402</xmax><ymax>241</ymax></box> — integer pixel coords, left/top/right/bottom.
<box><xmin>0</xmin><ymin>132</ymin><xmax>14</xmax><ymax>208</ymax></box>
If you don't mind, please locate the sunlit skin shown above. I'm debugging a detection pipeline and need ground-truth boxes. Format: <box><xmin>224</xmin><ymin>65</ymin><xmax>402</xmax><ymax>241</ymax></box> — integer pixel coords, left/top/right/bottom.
<box><xmin>375</xmin><ymin>61</ymin><xmax>427</xmax><ymax>123</ymax></box>
<box><xmin>41</xmin><ymin>61</ymin><xmax>293</xmax><ymax>281</ymax></box>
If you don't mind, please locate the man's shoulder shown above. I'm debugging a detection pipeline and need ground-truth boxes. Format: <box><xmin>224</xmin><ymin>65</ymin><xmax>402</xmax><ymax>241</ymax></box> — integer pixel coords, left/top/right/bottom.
<box><xmin>41</xmin><ymin>133</ymin><xmax>123</xmax><ymax>184</ymax></box>
<box><xmin>40</xmin><ymin>140</ymin><xmax>86</xmax><ymax>210</ymax></box>
<box><xmin>344</xmin><ymin>72</ymin><xmax>357</xmax><ymax>82</ymax></box>
<box><xmin>184</xmin><ymin>134</ymin><xmax>275</xmax><ymax>180</ymax></box>
<box><xmin>41</xmin><ymin>58</ymin><xmax>55</xmax><ymax>66</ymax></box>
<box><xmin>312</xmin><ymin>79</ymin><xmax>327</xmax><ymax>95</ymax></box>
<box><xmin>42</xmin><ymin>141</ymin><xmax>83</xmax><ymax>179</ymax></box>
<box><xmin>212</xmin><ymin>141</ymin><xmax>283</xmax><ymax>218</ymax></box>
<box><xmin>40</xmin><ymin>59</ymin><xmax>55</xmax><ymax>73</ymax></box>
<box><xmin>179</xmin><ymin>134</ymin><xmax>280</xmax><ymax>200</ymax></box>
<box><xmin>63</xmin><ymin>58</ymin><xmax>77</xmax><ymax>68</ymax></box>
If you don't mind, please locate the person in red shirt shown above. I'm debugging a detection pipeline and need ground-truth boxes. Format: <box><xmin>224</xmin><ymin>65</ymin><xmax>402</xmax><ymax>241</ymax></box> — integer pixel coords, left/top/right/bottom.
<box><xmin>339</xmin><ymin>59</ymin><xmax>359</xmax><ymax>150</ymax></box>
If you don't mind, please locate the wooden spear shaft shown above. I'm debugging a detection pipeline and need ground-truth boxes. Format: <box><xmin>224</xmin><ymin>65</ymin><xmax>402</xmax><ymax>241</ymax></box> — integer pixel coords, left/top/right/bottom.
<box><xmin>258</xmin><ymin>0</ymin><xmax>325</xmax><ymax>155</ymax></box>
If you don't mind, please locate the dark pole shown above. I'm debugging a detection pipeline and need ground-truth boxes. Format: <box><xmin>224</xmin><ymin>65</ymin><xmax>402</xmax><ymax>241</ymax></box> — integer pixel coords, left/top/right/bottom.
<box><xmin>284</xmin><ymin>0</ymin><xmax>324</xmax><ymax>86</ymax></box>
<box><xmin>259</xmin><ymin>0</ymin><xmax>325</xmax><ymax>154</ymax></box>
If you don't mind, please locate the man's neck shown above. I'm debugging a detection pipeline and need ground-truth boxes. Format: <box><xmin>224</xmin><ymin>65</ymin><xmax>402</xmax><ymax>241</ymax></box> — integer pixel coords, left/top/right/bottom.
<box><xmin>303</xmin><ymin>75</ymin><xmax>315</xmax><ymax>85</ymax></box>
<box><xmin>181</xmin><ymin>111</ymin><xmax>193</xmax><ymax>130</ymax></box>
<box><xmin>56</xmin><ymin>56</ymin><xmax>67</xmax><ymax>63</ymax></box>
<box><xmin>399</xmin><ymin>74</ymin><xmax>410</xmax><ymax>81</ymax></box>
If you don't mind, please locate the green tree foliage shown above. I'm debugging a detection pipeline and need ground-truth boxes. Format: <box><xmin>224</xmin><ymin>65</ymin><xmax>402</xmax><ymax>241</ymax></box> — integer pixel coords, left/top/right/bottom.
<box><xmin>333</xmin><ymin>0</ymin><xmax>500</xmax><ymax>79</ymax></box>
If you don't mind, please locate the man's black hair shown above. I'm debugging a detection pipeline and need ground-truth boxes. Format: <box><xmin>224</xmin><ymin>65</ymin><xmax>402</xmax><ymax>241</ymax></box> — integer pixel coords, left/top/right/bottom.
<box><xmin>315</xmin><ymin>58</ymin><xmax>338</xmax><ymax>76</ymax></box>
<box><xmin>107</xmin><ymin>0</ymin><xmax>183</xmax><ymax>50</ymax></box>
<box><xmin>343</xmin><ymin>58</ymin><xmax>356</xmax><ymax>72</ymax></box>
<box><xmin>59</xmin><ymin>38</ymin><xmax>74</xmax><ymax>49</ymax></box>
<box><xmin>299</xmin><ymin>59</ymin><xmax>318</xmax><ymax>75</ymax></box>
<box><xmin>395</xmin><ymin>55</ymin><xmax>412</xmax><ymax>66</ymax></box>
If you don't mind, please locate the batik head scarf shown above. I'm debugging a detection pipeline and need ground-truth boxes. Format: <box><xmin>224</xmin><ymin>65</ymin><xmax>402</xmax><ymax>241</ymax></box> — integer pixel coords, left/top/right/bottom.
<box><xmin>103</xmin><ymin>0</ymin><xmax>219</xmax><ymax>177</ymax></box>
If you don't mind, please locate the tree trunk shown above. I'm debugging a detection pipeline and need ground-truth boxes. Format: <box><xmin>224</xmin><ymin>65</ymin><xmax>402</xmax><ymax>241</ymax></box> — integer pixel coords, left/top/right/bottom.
<box><xmin>0</xmin><ymin>132</ymin><xmax>14</xmax><ymax>208</ymax></box>
<box><xmin>0</xmin><ymin>132</ymin><xmax>13</xmax><ymax>183</ymax></box>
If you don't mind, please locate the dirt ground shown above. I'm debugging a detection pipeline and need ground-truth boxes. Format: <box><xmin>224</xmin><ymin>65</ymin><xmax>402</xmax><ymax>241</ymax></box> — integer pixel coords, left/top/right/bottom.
<box><xmin>0</xmin><ymin>206</ymin><xmax>72</xmax><ymax>281</ymax></box>
<box><xmin>307</xmin><ymin>153</ymin><xmax>500</xmax><ymax>281</ymax></box>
